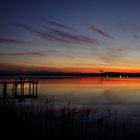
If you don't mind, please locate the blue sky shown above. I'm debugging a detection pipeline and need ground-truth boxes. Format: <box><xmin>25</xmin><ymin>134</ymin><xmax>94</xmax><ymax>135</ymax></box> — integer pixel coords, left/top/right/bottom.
<box><xmin>1</xmin><ymin>0</ymin><xmax>140</xmax><ymax>72</ymax></box>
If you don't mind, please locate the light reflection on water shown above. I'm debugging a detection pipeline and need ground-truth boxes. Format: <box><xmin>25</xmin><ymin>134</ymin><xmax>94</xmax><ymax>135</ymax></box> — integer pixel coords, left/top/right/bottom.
<box><xmin>38</xmin><ymin>77</ymin><xmax>140</xmax><ymax>105</ymax></box>
<box><xmin>1</xmin><ymin>77</ymin><xmax>140</xmax><ymax>121</ymax></box>
<box><xmin>39</xmin><ymin>77</ymin><xmax>140</xmax><ymax>122</ymax></box>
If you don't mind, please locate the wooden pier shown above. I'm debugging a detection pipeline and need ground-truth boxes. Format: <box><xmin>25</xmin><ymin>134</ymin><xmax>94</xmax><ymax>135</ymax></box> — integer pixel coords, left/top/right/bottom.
<box><xmin>0</xmin><ymin>77</ymin><xmax>38</xmax><ymax>99</ymax></box>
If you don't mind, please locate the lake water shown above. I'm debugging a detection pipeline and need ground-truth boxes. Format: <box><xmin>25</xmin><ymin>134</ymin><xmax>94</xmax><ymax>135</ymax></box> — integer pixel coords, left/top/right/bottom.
<box><xmin>1</xmin><ymin>77</ymin><xmax>140</xmax><ymax>122</ymax></box>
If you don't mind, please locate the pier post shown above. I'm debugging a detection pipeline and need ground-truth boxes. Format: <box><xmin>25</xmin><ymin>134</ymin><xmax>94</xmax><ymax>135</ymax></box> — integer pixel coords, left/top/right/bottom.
<box><xmin>14</xmin><ymin>80</ymin><xmax>18</xmax><ymax>96</ymax></box>
<box><xmin>32</xmin><ymin>80</ymin><xmax>34</xmax><ymax>95</ymax></box>
<box><xmin>19</xmin><ymin>77</ymin><xmax>24</xmax><ymax>96</ymax></box>
<box><xmin>36</xmin><ymin>81</ymin><xmax>38</xmax><ymax>97</ymax></box>
<box><xmin>20</xmin><ymin>82</ymin><xmax>22</xmax><ymax>96</ymax></box>
<box><xmin>22</xmin><ymin>83</ymin><xmax>24</xmax><ymax>96</ymax></box>
<box><xmin>29</xmin><ymin>80</ymin><xmax>31</xmax><ymax>95</ymax></box>
<box><xmin>3</xmin><ymin>82</ymin><xmax>7</xmax><ymax>98</ymax></box>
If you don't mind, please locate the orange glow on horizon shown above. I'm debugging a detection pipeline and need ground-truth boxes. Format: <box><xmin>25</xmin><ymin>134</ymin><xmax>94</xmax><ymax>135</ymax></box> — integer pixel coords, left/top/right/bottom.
<box><xmin>58</xmin><ymin>67</ymin><xmax>140</xmax><ymax>73</ymax></box>
<box><xmin>1</xmin><ymin>63</ymin><xmax>140</xmax><ymax>73</ymax></box>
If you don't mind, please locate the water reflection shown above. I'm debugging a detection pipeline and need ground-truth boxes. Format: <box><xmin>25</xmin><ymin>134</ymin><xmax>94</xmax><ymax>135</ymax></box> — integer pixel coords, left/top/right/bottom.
<box><xmin>38</xmin><ymin>77</ymin><xmax>140</xmax><ymax>105</ymax></box>
<box><xmin>1</xmin><ymin>77</ymin><xmax>140</xmax><ymax>121</ymax></box>
<box><xmin>36</xmin><ymin>77</ymin><xmax>140</xmax><ymax>121</ymax></box>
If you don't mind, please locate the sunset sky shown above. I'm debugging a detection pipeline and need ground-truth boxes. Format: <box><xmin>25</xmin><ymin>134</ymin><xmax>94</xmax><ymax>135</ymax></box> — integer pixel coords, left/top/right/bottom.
<box><xmin>1</xmin><ymin>0</ymin><xmax>140</xmax><ymax>73</ymax></box>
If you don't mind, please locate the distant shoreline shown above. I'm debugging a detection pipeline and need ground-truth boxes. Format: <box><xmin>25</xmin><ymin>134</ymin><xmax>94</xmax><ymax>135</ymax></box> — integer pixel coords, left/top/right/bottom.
<box><xmin>1</xmin><ymin>72</ymin><xmax>140</xmax><ymax>78</ymax></box>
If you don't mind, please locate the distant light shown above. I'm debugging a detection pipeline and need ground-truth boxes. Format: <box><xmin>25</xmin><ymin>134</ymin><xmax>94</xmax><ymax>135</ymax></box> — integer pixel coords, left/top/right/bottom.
<box><xmin>106</xmin><ymin>75</ymin><xmax>109</xmax><ymax>78</ymax></box>
<box><xmin>120</xmin><ymin>75</ymin><xmax>122</xmax><ymax>78</ymax></box>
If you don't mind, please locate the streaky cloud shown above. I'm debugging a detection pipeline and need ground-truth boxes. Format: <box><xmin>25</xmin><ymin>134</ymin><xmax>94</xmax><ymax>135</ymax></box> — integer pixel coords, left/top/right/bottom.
<box><xmin>0</xmin><ymin>38</ymin><xmax>29</xmax><ymax>44</ymax></box>
<box><xmin>91</xmin><ymin>26</ymin><xmax>114</xmax><ymax>39</ymax></box>
<box><xmin>44</xmin><ymin>19</ymin><xmax>77</xmax><ymax>32</ymax></box>
<box><xmin>0</xmin><ymin>51</ymin><xmax>48</xmax><ymax>56</ymax></box>
<box><xmin>41</xmin><ymin>26</ymin><xmax>99</xmax><ymax>45</ymax></box>
<box><xmin>12</xmin><ymin>22</ymin><xmax>39</xmax><ymax>35</ymax></box>
<box><xmin>12</xmin><ymin>22</ymin><xmax>99</xmax><ymax>45</ymax></box>
<box><xmin>37</xmin><ymin>31</ymin><xmax>70</xmax><ymax>43</ymax></box>
<box><xmin>0</xmin><ymin>50</ymin><xmax>77</xmax><ymax>60</ymax></box>
<box><xmin>12</xmin><ymin>22</ymin><xmax>34</xmax><ymax>32</ymax></box>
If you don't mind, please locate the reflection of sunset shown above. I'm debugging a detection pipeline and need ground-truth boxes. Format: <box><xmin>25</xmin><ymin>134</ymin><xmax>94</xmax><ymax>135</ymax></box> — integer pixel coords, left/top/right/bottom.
<box><xmin>34</xmin><ymin>77</ymin><xmax>140</xmax><ymax>107</ymax></box>
<box><xmin>40</xmin><ymin>77</ymin><xmax>140</xmax><ymax>87</ymax></box>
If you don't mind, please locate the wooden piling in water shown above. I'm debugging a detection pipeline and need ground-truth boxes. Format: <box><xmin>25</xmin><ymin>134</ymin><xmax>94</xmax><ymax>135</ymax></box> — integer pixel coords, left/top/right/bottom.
<box><xmin>36</xmin><ymin>81</ymin><xmax>38</xmax><ymax>97</ymax></box>
<box><xmin>3</xmin><ymin>83</ymin><xmax>7</xmax><ymax>99</ymax></box>
<box><xmin>0</xmin><ymin>78</ymin><xmax>38</xmax><ymax>99</ymax></box>
<box><xmin>29</xmin><ymin>80</ymin><xmax>31</xmax><ymax>95</ymax></box>
<box><xmin>32</xmin><ymin>80</ymin><xmax>34</xmax><ymax>96</ymax></box>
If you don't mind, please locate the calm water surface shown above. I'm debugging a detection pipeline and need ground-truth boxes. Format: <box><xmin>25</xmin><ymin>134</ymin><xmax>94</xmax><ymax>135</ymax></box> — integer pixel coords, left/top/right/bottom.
<box><xmin>1</xmin><ymin>77</ymin><xmax>140</xmax><ymax>122</ymax></box>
